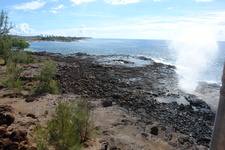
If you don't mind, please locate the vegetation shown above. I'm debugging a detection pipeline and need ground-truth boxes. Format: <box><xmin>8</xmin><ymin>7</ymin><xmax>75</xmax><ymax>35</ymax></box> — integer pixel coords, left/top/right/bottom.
<box><xmin>13</xmin><ymin>35</ymin><xmax>92</xmax><ymax>42</ymax></box>
<box><xmin>12</xmin><ymin>38</ymin><xmax>30</xmax><ymax>50</ymax></box>
<box><xmin>0</xmin><ymin>10</ymin><xmax>30</xmax><ymax>65</ymax></box>
<box><xmin>2</xmin><ymin>61</ymin><xmax>23</xmax><ymax>92</ymax></box>
<box><xmin>0</xmin><ymin>35</ymin><xmax>12</xmax><ymax>65</ymax></box>
<box><xmin>11</xmin><ymin>51</ymin><xmax>34</xmax><ymax>64</ymax></box>
<box><xmin>0</xmin><ymin>10</ymin><xmax>14</xmax><ymax>36</ymax></box>
<box><xmin>33</xmin><ymin>100</ymin><xmax>96</xmax><ymax>150</ymax></box>
<box><xmin>34</xmin><ymin>60</ymin><xmax>60</xmax><ymax>94</ymax></box>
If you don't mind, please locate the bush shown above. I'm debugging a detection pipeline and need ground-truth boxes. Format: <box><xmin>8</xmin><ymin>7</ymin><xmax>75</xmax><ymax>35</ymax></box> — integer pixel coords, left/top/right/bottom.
<box><xmin>12</xmin><ymin>38</ymin><xmax>30</xmax><ymax>50</ymax></box>
<box><xmin>2</xmin><ymin>61</ymin><xmax>23</xmax><ymax>92</ymax></box>
<box><xmin>34</xmin><ymin>60</ymin><xmax>60</xmax><ymax>94</ymax></box>
<box><xmin>33</xmin><ymin>100</ymin><xmax>95</xmax><ymax>150</ymax></box>
<box><xmin>11</xmin><ymin>51</ymin><xmax>35</xmax><ymax>64</ymax></box>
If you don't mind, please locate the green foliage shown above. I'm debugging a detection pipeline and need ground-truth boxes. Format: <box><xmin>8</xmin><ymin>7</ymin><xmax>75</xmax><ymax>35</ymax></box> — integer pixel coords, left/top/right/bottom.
<box><xmin>33</xmin><ymin>100</ymin><xmax>95</xmax><ymax>150</ymax></box>
<box><xmin>2</xmin><ymin>61</ymin><xmax>23</xmax><ymax>92</ymax></box>
<box><xmin>0</xmin><ymin>35</ymin><xmax>12</xmax><ymax>65</ymax></box>
<box><xmin>0</xmin><ymin>10</ymin><xmax>14</xmax><ymax>36</ymax></box>
<box><xmin>34</xmin><ymin>60</ymin><xmax>60</xmax><ymax>94</ymax></box>
<box><xmin>12</xmin><ymin>38</ymin><xmax>30</xmax><ymax>50</ymax></box>
<box><xmin>11</xmin><ymin>51</ymin><xmax>34</xmax><ymax>64</ymax></box>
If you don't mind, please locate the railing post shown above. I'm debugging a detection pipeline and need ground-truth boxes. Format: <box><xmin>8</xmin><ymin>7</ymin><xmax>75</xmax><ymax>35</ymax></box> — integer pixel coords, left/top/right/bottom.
<box><xmin>210</xmin><ymin>62</ymin><xmax>225</xmax><ymax>150</ymax></box>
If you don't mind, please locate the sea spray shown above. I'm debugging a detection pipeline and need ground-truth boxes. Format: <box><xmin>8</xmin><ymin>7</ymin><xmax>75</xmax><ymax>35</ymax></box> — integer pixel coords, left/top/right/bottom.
<box><xmin>170</xmin><ymin>26</ymin><xmax>218</xmax><ymax>93</ymax></box>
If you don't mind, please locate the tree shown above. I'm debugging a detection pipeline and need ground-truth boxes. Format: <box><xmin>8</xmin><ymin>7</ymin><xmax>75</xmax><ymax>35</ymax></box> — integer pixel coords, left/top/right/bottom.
<box><xmin>0</xmin><ymin>35</ymin><xmax>12</xmax><ymax>65</ymax></box>
<box><xmin>0</xmin><ymin>10</ymin><xmax>14</xmax><ymax>65</ymax></box>
<box><xmin>0</xmin><ymin>10</ymin><xmax>13</xmax><ymax>36</ymax></box>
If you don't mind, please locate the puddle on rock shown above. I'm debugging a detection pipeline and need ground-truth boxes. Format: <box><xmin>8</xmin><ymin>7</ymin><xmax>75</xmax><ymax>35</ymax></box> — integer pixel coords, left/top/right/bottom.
<box><xmin>156</xmin><ymin>96</ymin><xmax>189</xmax><ymax>105</ymax></box>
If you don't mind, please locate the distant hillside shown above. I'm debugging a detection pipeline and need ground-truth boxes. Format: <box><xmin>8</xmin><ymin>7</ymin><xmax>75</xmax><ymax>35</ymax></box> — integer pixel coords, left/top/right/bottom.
<box><xmin>12</xmin><ymin>35</ymin><xmax>92</xmax><ymax>42</ymax></box>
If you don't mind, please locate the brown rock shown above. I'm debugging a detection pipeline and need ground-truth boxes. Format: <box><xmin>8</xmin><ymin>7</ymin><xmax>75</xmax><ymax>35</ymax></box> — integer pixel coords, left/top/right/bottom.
<box><xmin>3</xmin><ymin>142</ymin><xmax>19</xmax><ymax>150</ymax></box>
<box><xmin>0</xmin><ymin>128</ymin><xmax>7</xmax><ymax>138</ymax></box>
<box><xmin>0</xmin><ymin>113</ymin><xmax>14</xmax><ymax>126</ymax></box>
<box><xmin>10</xmin><ymin>130</ymin><xmax>28</xmax><ymax>142</ymax></box>
<box><xmin>0</xmin><ymin>105</ymin><xmax>13</xmax><ymax>113</ymax></box>
<box><xmin>5</xmin><ymin>115</ymin><xmax>15</xmax><ymax>126</ymax></box>
<box><xmin>26</xmin><ymin>113</ymin><xmax>38</xmax><ymax>119</ymax></box>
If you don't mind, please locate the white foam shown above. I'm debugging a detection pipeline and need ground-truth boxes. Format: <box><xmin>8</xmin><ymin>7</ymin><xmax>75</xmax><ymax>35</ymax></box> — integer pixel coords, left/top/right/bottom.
<box><xmin>170</xmin><ymin>25</ymin><xmax>219</xmax><ymax>93</ymax></box>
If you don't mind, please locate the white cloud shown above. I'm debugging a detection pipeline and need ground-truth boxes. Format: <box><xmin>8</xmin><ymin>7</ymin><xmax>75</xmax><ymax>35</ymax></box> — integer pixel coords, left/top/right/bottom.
<box><xmin>70</xmin><ymin>0</ymin><xmax>96</xmax><ymax>5</ymax></box>
<box><xmin>52</xmin><ymin>4</ymin><xmax>66</xmax><ymax>9</ymax></box>
<box><xmin>195</xmin><ymin>0</ymin><xmax>213</xmax><ymax>2</ymax></box>
<box><xmin>50</xmin><ymin>10</ymin><xmax>57</xmax><ymax>13</ymax></box>
<box><xmin>104</xmin><ymin>0</ymin><xmax>140</xmax><ymax>5</ymax></box>
<box><xmin>11</xmin><ymin>23</ymin><xmax>37</xmax><ymax>35</ymax></box>
<box><xmin>13</xmin><ymin>0</ymin><xmax>46</xmax><ymax>10</ymax></box>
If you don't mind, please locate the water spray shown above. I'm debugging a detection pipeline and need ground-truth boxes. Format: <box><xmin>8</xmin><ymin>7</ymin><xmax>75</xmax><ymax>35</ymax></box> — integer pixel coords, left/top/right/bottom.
<box><xmin>170</xmin><ymin>25</ymin><xmax>218</xmax><ymax>93</ymax></box>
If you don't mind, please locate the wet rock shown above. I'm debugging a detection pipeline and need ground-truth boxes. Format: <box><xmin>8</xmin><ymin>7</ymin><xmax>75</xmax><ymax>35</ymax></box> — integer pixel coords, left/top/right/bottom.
<box><xmin>150</xmin><ymin>126</ymin><xmax>159</xmax><ymax>135</ymax></box>
<box><xmin>185</xmin><ymin>95</ymin><xmax>210</xmax><ymax>109</ymax></box>
<box><xmin>102</xmin><ymin>100</ymin><xmax>113</xmax><ymax>107</ymax></box>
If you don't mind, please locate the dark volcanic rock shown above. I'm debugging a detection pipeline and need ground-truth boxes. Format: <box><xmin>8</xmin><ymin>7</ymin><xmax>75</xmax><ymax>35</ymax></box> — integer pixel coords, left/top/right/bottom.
<box><xmin>0</xmin><ymin>113</ymin><xmax>15</xmax><ymax>126</ymax></box>
<box><xmin>150</xmin><ymin>126</ymin><xmax>159</xmax><ymax>135</ymax></box>
<box><xmin>102</xmin><ymin>100</ymin><xmax>113</xmax><ymax>107</ymax></box>
<box><xmin>35</xmin><ymin>52</ymin><xmax>216</xmax><ymax>148</ymax></box>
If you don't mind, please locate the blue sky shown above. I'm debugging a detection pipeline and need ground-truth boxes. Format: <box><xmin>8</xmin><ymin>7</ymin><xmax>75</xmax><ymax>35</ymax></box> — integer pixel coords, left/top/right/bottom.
<box><xmin>1</xmin><ymin>0</ymin><xmax>225</xmax><ymax>40</ymax></box>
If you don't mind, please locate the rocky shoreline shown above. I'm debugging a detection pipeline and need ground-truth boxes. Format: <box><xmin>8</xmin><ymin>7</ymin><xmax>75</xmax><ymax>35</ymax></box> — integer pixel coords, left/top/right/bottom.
<box><xmin>0</xmin><ymin>51</ymin><xmax>219</xmax><ymax>149</ymax></box>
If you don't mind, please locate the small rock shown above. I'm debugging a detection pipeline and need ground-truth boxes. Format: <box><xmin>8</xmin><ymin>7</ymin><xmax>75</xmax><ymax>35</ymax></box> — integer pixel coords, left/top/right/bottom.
<box><xmin>141</xmin><ymin>132</ymin><xmax>149</xmax><ymax>138</ymax></box>
<box><xmin>150</xmin><ymin>126</ymin><xmax>159</xmax><ymax>135</ymax></box>
<box><xmin>169</xmin><ymin>142</ymin><xmax>177</xmax><ymax>147</ymax></box>
<box><xmin>102</xmin><ymin>100</ymin><xmax>112</xmax><ymax>107</ymax></box>
<box><xmin>25</xmin><ymin>97</ymin><xmax>36</xmax><ymax>103</ymax></box>
<box><xmin>110</xmin><ymin>145</ymin><xmax>120</xmax><ymax>150</ymax></box>
<box><xmin>26</xmin><ymin>113</ymin><xmax>38</xmax><ymax>119</ymax></box>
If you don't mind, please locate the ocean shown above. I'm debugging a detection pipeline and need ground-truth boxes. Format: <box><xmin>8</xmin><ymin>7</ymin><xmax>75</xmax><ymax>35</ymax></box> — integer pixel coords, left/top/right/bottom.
<box><xmin>27</xmin><ymin>38</ymin><xmax>225</xmax><ymax>86</ymax></box>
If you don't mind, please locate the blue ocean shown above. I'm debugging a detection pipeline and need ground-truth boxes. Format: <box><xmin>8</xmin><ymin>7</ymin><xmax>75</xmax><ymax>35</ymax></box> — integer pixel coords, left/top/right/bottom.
<box><xmin>28</xmin><ymin>38</ymin><xmax>225</xmax><ymax>85</ymax></box>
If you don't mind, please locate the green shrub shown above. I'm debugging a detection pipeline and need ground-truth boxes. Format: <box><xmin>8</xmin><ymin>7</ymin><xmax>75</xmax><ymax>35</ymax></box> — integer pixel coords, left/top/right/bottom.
<box><xmin>11</xmin><ymin>51</ymin><xmax>35</xmax><ymax>64</ymax></box>
<box><xmin>33</xmin><ymin>100</ymin><xmax>95</xmax><ymax>150</ymax></box>
<box><xmin>34</xmin><ymin>60</ymin><xmax>60</xmax><ymax>94</ymax></box>
<box><xmin>12</xmin><ymin>38</ymin><xmax>30</xmax><ymax>50</ymax></box>
<box><xmin>2</xmin><ymin>61</ymin><xmax>23</xmax><ymax>92</ymax></box>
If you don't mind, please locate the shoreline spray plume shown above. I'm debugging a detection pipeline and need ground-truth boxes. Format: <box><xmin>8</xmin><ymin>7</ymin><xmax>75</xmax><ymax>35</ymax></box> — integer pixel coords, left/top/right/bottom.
<box><xmin>170</xmin><ymin>25</ymin><xmax>218</xmax><ymax>93</ymax></box>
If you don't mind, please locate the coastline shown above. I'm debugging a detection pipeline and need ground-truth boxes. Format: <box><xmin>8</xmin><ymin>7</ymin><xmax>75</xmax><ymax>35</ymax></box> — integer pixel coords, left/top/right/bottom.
<box><xmin>0</xmin><ymin>52</ymin><xmax>217</xmax><ymax>149</ymax></box>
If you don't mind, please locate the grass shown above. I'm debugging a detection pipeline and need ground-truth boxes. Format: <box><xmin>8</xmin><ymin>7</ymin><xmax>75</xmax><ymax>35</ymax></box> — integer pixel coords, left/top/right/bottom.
<box><xmin>33</xmin><ymin>100</ymin><xmax>96</xmax><ymax>150</ymax></box>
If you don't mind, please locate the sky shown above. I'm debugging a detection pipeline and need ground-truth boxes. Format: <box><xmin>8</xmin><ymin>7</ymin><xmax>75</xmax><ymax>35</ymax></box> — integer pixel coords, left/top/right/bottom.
<box><xmin>1</xmin><ymin>0</ymin><xmax>225</xmax><ymax>40</ymax></box>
